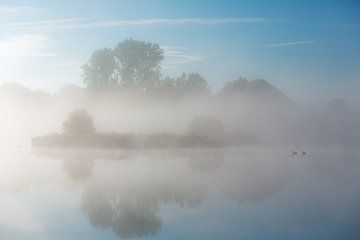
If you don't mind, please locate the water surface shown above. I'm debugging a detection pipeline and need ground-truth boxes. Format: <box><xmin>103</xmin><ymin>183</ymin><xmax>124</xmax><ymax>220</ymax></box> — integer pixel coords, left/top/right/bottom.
<box><xmin>0</xmin><ymin>146</ymin><xmax>359</xmax><ymax>239</ymax></box>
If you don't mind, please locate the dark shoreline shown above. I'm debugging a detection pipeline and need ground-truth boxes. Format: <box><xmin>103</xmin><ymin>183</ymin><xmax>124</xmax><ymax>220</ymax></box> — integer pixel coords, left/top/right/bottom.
<box><xmin>31</xmin><ymin>132</ymin><xmax>231</xmax><ymax>149</ymax></box>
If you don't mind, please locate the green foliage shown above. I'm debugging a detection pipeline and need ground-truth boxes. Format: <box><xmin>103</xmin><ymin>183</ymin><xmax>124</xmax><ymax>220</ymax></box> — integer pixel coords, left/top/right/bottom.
<box><xmin>82</xmin><ymin>48</ymin><xmax>118</xmax><ymax>89</ymax></box>
<box><xmin>114</xmin><ymin>39</ymin><xmax>164</xmax><ymax>90</ymax></box>
<box><xmin>82</xmin><ymin>39</ymin><xmax>164</xmax><ymax>91</ymax></box>
<box><xmin>81</xmin><ymin>39</ymin><xmax>211</xmax><ymax>97</ymax></box>
<box><xmin>159</xmin><ymin>72</ymin><xmax>210</xmax><ymax>97</ymax></box>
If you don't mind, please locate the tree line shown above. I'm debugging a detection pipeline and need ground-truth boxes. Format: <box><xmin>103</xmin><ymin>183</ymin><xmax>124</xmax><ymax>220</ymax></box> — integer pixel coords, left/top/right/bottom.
<box><xmin>82</xmin><ymin>38</ymin><xmax>287</xmax><ymax>100</ymax></box>
<box><xmin>82</xmin><ymin>39</ymin><xmax>209</xmax><ymax>96</ymax></box>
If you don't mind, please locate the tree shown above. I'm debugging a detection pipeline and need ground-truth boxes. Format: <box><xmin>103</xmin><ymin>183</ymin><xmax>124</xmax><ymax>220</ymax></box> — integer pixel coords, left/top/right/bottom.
<box><xmin>82</xmin><ymin>39</ymin><xmax>164</xmax><ymax>91</ymax></box>
<box><xmin>219</xmin><ymin>77</ymin><xmax>290</xmax><ymax>103</ymax></box>
<box><xmin>184</xmin><ymin>72</ymin><xmax>210</xmax><ymax>94</ymax></box>
<box><xmin>160</xmin><ymin>72</ymin><xmax>210</xmax><ymax>97</ymax></box>
<box><xmin>114</xmin><ymin>39</ymin><xmax>164</xmax><ymax>90</ymax></box>
<box><xmin>62</xmin><ymin>109</ymin><xmax>95</xmax><ymax>135</ymax></box>
<box><xmin>187</xmin><ymin>115</ymin><xmax>225</xmax><ymax>140</ymax></box>
<box><xmin>82</xmin><ymin>48</ymin><xmax>118</xmax><ymax>89</ymax></box>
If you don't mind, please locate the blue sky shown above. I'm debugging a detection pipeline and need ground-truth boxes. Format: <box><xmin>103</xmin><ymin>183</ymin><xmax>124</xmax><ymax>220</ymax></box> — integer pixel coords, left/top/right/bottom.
<box><xmin>0</xmin><ymin>0</ymin><xmax>359</xmax><ymax>103</ymax></box>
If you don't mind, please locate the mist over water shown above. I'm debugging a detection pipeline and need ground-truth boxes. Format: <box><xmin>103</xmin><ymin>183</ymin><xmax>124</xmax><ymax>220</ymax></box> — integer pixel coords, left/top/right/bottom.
<box><xmin>0</xmin><ymin>80</ymin><xmax>359</xmax><ymax>148</ymax></box>
<box><xmin>0</xmin><ymin>43</ymin><xmax>359</xmax><ymax>239</ymax></box>
<box><xmin>0</xmin><ymin>146</ymin><xmax>358</xmax><ymax>239</ymax></box>
<box><xmin>0</xmin><ymin>2</ymin><xmax>359</xmax><ymax>238</ymax></box>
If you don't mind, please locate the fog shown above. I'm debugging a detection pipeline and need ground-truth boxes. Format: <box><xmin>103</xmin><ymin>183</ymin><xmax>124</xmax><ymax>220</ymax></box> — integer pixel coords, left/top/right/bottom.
<box><xmin>1</xmin><ymin>39</ymin><xmax>359</xmax><ymax>148</ymax></box>
<box><xmin>0</xmin><ymin>78</ymin><xmax>359</xmax><ymax>148</ymax></box>
<box><xmin>0</xmin><ymin>38</ymin><xmax>359</xmax><ymax>239</ymax></box>
<box><xmin>0</xmin><ymin>145</ymin><xmax>357</xmax><ymax>239</ymax></box>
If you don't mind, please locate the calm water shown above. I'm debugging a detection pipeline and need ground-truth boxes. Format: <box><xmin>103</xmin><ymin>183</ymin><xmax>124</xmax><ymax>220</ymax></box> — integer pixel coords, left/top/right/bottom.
<box><xmin>0</xmin><ymin>146</ymin><xmax>359</xmax><ymax>239</ymax></box>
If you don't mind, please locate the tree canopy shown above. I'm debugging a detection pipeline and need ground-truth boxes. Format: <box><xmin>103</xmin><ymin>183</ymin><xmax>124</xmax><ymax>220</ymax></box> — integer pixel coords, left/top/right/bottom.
<box><xmin>82</xmin><ymin>48</ymin><xmax>118</xmax><ymax>89</ymax></box>
<box><xmin>81</xmin><ymin>38</ymin><xmax>290</xmax><ymax>103</ymax></box>
<box><xmin>219</xmin><ymin>77</ymin><xmax>291</xmax><ymax>103</ymax></box>
<box><xmin>82</xmin><ymin>39</ymin><xmax>164</xmax><ymax>91</ymax></box>
<box><xmin>160</xmin><ymin>72</ymin><xmax>210</xmax><ymax>97</ymax></box>
<box><xmin>62</xmin><ymin>109</ymin><xmax>95</xmax><ymax>135</ymax></box>
<box><xmin>81</xmin><ymin>39</ymin><xmax>210</xmax><ymax>97</ymax></box>
<box><xmin>114</xmin><ymin>39</ymin><xmax>164</xmax><ymax>90</ymax></box>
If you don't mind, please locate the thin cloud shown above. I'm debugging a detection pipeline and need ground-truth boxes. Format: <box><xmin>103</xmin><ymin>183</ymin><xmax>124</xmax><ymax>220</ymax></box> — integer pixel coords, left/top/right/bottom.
<box><xmin>0</xmin><ymin>34</ymin><xmax>56</xmax><ymax>58</ymax></box>
<box><xmin>0</xmin><ymin>17</ymin><xmax>269</xmax><ymax>31</ymax></box>
<box><xmin>259</xmin><ymin>41</ymin><xmax>316</xmax><ymax>48</ymax></box>
<box><xmin>162</xmin><ymin>46</ymin><xmax>206</xmax><ymax>68</ymax></box>
<box><xmin>0</xmin><ymin>5</ymin><xmax>44</xmax><ymax>14</ymax></box>
<box><xmin>0</xmin><ymin>34</ymin><xmax>81</xmax><ymax>90</ymax></box>
<box><xmin>322</xmin><ymin>23</ymin><xmax>360</xmax><ymax>29</ymax></box>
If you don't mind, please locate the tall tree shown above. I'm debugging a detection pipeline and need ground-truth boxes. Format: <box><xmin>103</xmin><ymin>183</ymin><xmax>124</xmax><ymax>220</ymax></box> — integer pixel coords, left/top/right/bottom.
<box><xmin>82</xmin><ymin>48</ymin><xmax>117</xmax><ymax>89</ymax></box>
<box><xmin>114</xmin><ymin>39</ymin><xmax>164</xmax><ymax>90</ymax></box>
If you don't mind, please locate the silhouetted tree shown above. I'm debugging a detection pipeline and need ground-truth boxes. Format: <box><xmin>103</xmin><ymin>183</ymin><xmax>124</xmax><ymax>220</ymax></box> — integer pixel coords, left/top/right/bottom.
<box><xmin>114</xmin><ymin>39</ymin><xmax>164</xmax><ymax>90</ymax></box>
<box><xmin>62</xmin><ymin>109</ymin><xmax>95</xmax><ymax>135</ymax></box>
<box><xmin>82</xmin><ymin>48</ymin><xmax>118</xmax><ymax>89</ymax></box>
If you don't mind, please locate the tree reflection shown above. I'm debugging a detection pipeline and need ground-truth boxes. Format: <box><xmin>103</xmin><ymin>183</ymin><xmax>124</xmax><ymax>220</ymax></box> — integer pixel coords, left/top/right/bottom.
<box><xmin>81</xmin><ymin>186</ymin><xmax>161</xmax><ymax>238</ymax></box>
<box><xmin>62</xmin><ymin>156</ymin><xmax>95</xmax><ymax>181</ymax></box>
<box><xmin>33</xmin><ymin>148</ymin><xmax>291</xmax><ymax>237</ymax></box>
<box><xmin>80</xmin><ymin>173</ymin><xmax>207</xmax><ymax>238</ymax></box>
<box><xmin>220</xmin><ymin>154</ymin><xmax>290</xmax><ymax>203</ymax></box>
<box><xmin>32</xmin><ymin>148</ymin><xmax>96</xmax><ymax>181</ymax></box>
<box><xmin>187</xmin><ymin>150</ymin><xmax>224</xmax><ymax>173</ymax></box>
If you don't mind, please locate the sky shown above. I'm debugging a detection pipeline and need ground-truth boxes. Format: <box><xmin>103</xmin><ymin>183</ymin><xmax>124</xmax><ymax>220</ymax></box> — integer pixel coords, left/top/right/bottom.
<box><xmin>0</xmin><ymin>0</ymin><xmax>359</xmax><ymax>103</ymax></box>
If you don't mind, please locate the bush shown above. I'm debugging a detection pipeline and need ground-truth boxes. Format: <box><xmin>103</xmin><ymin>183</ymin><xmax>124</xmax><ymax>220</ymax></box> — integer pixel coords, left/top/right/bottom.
<box><xmin>62</xmin><ymin>109</ymin><xmax>95</xmax><ymax>135</ymax></box>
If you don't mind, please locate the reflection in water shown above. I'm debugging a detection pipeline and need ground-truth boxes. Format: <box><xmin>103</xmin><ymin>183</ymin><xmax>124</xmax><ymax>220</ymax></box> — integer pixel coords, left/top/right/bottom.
<box><xmin>62</xmin><ymin>157</ymin><xmax>95</xmax><ymax>181</ymax></box>
<box><xmin>220</xmin><ymin>155</ymin><xmax>290</xmax><ymax>203</ymax></box>
<box><xmin>81</xmin><ymin>185</ymin><xmax>161</xmax><ymax>238</ymax></box>
<box><xmin>33</xmin><ymin>148</ymin><xmax>96</xmax><ymax>181</ymax></box>
<box><xmin>35</xmin><ymin>148</ymin><xmax>290</xmax><ymax>238</ymax></box>
<box><xmin>30</xmin><ymin>148</ymin><xmax>307</xmax><ymax>238</ymax></box>
<box><xmin>81</xmin><ymin>175</ymin><xmax>207</xmax><ymax>238</ymax></box>
<box><xmin>2</xmin><ymin>147</ymin><xmax>358</xmax><ymax>239</ymax></box>
<box><xmin>32</xmin><ymin>147</ymin><xmax>138</xmax><ymax>161</ymax></box>
<box><xmin>187</xmin><ymin>150</ymin><xmax>224</xmax><ymax>173</ymax></box>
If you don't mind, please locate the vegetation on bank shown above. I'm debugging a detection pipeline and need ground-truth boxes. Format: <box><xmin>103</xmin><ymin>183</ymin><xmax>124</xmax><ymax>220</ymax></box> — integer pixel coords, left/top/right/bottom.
<box><xmin>32</xmin><ymin>110</ymin><xmax>246</xmax><ymax>149</ymax></box>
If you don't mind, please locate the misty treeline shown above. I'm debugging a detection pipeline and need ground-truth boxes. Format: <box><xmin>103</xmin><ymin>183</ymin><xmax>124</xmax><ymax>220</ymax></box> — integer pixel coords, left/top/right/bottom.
<box><xmin>32</xmin><ymin>109</ymin><xmax>228</xmax><ymax>148</ymax></box>
<box><xmin>81</xmin><ymin>39</ymin><xmax>290</xmax><ymax>101</ymax></box>
<box><xmin>82</xmin><ymin>39</ymin><xmax>210</xmax><ymax>96</ymax></box>
<box><xmin>0</xmin><ymin>39</ymin><xmax>359</xmax><ymax>147</ymax></box>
